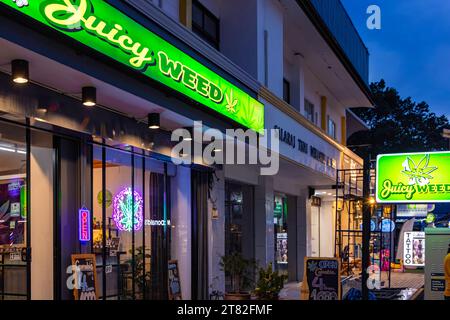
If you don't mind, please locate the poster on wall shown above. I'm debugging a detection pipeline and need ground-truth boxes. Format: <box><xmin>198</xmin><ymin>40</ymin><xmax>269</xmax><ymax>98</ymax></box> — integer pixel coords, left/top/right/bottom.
<box><xmin>403</xmin><ymin>232</ymin><xmax>425</xmax><ymax>267</ymax></box>
<box><xmin>168</xmin><ymin>260</ymin><xmax>182</xmax><ymax>300</ymax></box>
<box><xmin>301</xmin><ymin>257</ymin><xmax>341</xmax><ymax>300</ymax></box>
<box><xmin>0</xmin><ymin>177</ymin><xmax>26</xmax><ymax>246</ymax></box>
<box><xmin>71</xmin><ymin>254</ymin><xmax>99</xmax><ymax>300</ymax></box>
<box><xmin>276</xmin><ymin>233</ymin><xmax>288</xmax><ymax>264</ymax></box>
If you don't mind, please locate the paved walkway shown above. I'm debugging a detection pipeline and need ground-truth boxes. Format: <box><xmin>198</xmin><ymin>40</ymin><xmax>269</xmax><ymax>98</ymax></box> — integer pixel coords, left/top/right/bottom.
<box><xmin>279</xmin><ymin>271</ymin><xmax>424</xmax><ymax>300</ymax></box>
<box><xmin>381</xmin><ymin>271</ymin><xmax>424</xmax><ymax>289</ymax></box>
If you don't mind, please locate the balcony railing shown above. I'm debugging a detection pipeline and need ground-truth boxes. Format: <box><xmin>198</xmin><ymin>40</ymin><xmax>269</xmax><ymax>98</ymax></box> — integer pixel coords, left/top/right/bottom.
<box><xmin>310</xmin><ymin>0</ymin><xmax>369</xmax><ymax>84</ymax></box>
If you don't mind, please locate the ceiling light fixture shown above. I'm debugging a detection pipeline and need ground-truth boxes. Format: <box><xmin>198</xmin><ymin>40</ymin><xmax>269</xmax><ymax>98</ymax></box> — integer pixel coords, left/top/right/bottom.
<box><xmin>11</xmin><ymin>59</ymin><xmax>29</xmax><ymax>84</ymax></box>
<box><xmin>148</xmin><ymin>113</ymin><xmax>160</xmax><ymax>129</ymax></box>
<box><xmin>82</xmin><ymin>86</ymin><xmax>96</xmax><ymax>107</ymax></box>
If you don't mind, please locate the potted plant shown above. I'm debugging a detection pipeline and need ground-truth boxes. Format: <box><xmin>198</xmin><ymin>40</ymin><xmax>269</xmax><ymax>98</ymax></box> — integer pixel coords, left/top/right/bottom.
<box><xmin>253</xmin><ymin>263</ymin><xmax>287</xmax><ymax>300</ymax></box>
<box><xmin>219</xmin><ymin>252</ymin><xmax>255</xmax><ymax>300</ymax></box>
<box><xmin>126</xmin><ymin>246</ymin><xmax>151</xmax><ymax>299</ymax></box>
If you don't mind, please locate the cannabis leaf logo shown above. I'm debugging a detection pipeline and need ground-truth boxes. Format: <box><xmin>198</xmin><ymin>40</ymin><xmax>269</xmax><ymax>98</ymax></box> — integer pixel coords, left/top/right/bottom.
<box><xmin>13</xmin><ymin>0</ymin><xmax>29</xmax><ymax>7</ymax></box>
<box><xmin>401</xmin><ymin>154</ymin><xmax>437</xmax><ymax>186</ymax></box>
<box><xmin>307</xmin><ymin>261</ymin><xmax>318</xmax><ymax>272</ymax></box>
<box><xmin>225</xmin><ymin>90</ymin><xmax>238</xmax><ymax>114</ymax></box>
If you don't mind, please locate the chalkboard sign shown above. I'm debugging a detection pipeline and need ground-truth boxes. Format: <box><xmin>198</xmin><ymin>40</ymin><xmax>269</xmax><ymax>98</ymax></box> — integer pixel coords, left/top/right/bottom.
<box><xmin>168</xmin><ymin>260</ymin><xmax>182</xmax><ymax>300</ymax></box>
<box><xmin>301</xmin><ymin>257</ymin><xmax>341</xmax><ymax>300</ymax></box>
<box><xmin>71</xmin><ymin>254</ymin><xmax>99</xmax><ymax>300</ymax></box>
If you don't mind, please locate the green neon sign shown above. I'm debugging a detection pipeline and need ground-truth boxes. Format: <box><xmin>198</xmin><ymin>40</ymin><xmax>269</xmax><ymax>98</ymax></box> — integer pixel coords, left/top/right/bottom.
<box><xmin>1</xmin><ymin>0</ymin><xmax>264</xmax><ymax>133</ymax></box>
<box><xmin>376</xmin><ymin>152</ymin><xmax>450</xmax><ymax>203</ymax></box>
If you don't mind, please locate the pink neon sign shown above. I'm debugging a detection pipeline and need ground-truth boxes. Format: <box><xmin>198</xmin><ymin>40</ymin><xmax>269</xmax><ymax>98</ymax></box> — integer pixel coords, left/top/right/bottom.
<box><xmin>79</xmin><ymin>208</ymin><xmax>91</xmax><ymax>242</ymax></box>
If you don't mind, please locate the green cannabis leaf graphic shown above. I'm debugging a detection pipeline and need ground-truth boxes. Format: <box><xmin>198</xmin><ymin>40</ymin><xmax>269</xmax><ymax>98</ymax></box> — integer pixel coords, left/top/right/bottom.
<box><xmin>401</xmin><ymin>154</ymin><xmax>437</xmax><ymax>186</ymax></box>
<box><xmin>239</xmin><ymin>100</ymin><xmax>264</xmax><ymax>133</ymax></box>
<box><xmin>225</xmin><ymin>90</ymin><xmax>238</xmax><ymax>114</ymax></box>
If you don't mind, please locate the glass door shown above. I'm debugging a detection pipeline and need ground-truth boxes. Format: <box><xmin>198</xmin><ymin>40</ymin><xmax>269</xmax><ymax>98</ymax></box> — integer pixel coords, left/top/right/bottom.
<box><xmin>0</xmin><ymin>120</ymin><xmax>28</xmax><ymax>300</ymax></box>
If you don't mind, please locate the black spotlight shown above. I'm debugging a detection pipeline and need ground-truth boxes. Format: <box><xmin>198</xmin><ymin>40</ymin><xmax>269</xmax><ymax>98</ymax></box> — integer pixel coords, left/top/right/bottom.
<box><xmin>82</xmin><ymin>86</ymin><xmax>96</xmax><ymax>107</ymax></box>
<box><xmin>148</xmin><ymin>113</ymin><xmax>160</xmax><ymax>129</ymax></box>
<box><xmin>11</xmin><ymin>59</ymin><xmax>29</xmax><ymax>84</ymax></box>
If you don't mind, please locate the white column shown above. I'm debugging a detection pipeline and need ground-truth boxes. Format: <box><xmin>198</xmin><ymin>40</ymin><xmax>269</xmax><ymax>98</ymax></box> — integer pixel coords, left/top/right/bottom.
<box><xmin>170</xmin><ymin>166</ymin><xmax>191</xmax><ymax>300</ymax></box>
<box><xmin>30</xmin><ymin>142</ymin><xmax>54</xmax><ymax>300</ymax></box>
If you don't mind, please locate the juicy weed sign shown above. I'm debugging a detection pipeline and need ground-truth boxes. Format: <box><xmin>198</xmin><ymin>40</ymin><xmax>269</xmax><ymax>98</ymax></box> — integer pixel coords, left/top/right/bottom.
<box><xmin>376</xmin><ymin>152</ymin><xmax>450</xmax><ymax>203</ymax></box>
<box><xmin>1</xmin><ymin>0</ymin><xmax>264</xmax><ymax>133</ymax></box>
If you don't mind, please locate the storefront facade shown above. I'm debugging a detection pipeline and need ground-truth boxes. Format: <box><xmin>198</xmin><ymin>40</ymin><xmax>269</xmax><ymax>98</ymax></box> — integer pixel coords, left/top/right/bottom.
<box><xmin>0</xmin><ymin>0</ymin><xmax>266</xmax><ymax>300</ymax></box>
<box><xmin>0</xmin><ymin>0</ymin><xmax>372</xmax><ymax>300</ymax></box>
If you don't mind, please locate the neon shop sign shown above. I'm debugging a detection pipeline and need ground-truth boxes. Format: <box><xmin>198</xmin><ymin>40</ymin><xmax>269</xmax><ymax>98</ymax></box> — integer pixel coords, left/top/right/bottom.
<box><xmin>1</xmin><ymin>0</ymin><xmax>265</xmax><ymax>133</ymax></box>
<box><xmin>376</xmin><ymin>152</ymin><xmax>450</xmax><ymax>203</ymax></box>
<box><xmin>78</xmin><ymin>208</ymin><xmax>91</xmax><ymax>242</ymax></box>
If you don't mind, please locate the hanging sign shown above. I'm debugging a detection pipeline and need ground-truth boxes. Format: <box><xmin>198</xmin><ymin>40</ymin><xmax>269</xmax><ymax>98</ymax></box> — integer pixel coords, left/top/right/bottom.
<box><xmin>376</xmin><ymin>152</ymin><xmax>450</xmax><ymax>203</ymax></box>
<box><xmin>301</xmin><ymin>257</ymin><xmax>341</xmax><ymax>300</ymax></box>
<box><xmin>0</xmin><ymin>0</ymin><xmax>264</xmax><ymax>133</ymax></box>
<box><xmin>78</xmin><ymin>208</ymin><xmax>91</xmax><ymax>242</ymax></box>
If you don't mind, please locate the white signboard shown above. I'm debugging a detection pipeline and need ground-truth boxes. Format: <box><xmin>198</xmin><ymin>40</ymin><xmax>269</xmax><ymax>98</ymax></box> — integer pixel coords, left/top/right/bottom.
<box><xmin>403</xmin><ymin>231</ymin><xmax>425</xmax><ymax>267</ymax></box>
<box><xmin>397</xmin><ymin>204</ymin><xmax>434</xmax><ymax>218</ymax></box>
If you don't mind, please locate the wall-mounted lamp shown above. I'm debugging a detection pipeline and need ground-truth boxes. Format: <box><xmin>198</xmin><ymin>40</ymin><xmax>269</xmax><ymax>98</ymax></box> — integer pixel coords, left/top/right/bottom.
<box><xmin>11</xmin><ymin>59</ymin><xmax>29</xmax><ymax>84</ymax></box>
<box><xmin>148</xmin><ymin>113</ymin><xmax>160</xmax><ymax>129</ymax></box>
<box><xmin>82</xmin><ymin>86</ymin><xmax>96</xmax><ymax>107</ymax></box>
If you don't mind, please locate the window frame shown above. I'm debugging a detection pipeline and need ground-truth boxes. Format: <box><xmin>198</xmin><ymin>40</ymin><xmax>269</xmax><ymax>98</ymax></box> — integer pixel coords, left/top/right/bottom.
<box><xmin>192</xmin><ymin>0</ymin><xmax>220</xmax><ymax>50</ymax></box>
<box><xmin>283</xmin><ymin>78</ymin><xmax>291</xmax><ymax>104</ymax></box>
<box><xmin>327</xmin><ymin>115</ymin><xmax>337</xmax><ymax>139</ymax></box>
<box><xmin>304</xmin><ymin>99</ymin><xmax>315</xmax><ymax>124</ymax></box>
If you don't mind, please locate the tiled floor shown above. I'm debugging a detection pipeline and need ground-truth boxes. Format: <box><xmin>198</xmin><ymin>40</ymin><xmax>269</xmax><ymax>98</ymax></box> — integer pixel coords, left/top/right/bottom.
<box><xmin>279</xmin><ymin>271</ymin><xmax>424</xmax><ymax>300</ymax></box>
<box><xmin>381</xmin><ymin>271</ymin><xmax>424</xmax><ymax>289</ymax></box>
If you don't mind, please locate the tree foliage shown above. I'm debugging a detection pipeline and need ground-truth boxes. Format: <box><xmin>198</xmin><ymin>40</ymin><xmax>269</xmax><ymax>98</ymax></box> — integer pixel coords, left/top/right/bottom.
<box><xmin>349</xmin><ymin>79</ymin><xmax>449</xmax><ymax>159</ymax></box>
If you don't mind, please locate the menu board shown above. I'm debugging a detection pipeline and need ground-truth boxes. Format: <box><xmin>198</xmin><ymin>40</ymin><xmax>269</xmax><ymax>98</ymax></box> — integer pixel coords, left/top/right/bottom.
<box><xmin>168</xmin><ymin>260</ymin><xmax>182</xmax><ymax>300</ymax></box>
<box><xmin>71</xmin><ymin>254</ymin><xmax>99</xmax><ymax>300</ymax></box>
<box><xmin>0</xmin><ymin>177</ymin><xmax>26</xmax><ymax>246</ymax></box>
<box><xmin>301</xmin><ymin>257</ymin><xmax>341</xmax><ymax>300</ymax></box>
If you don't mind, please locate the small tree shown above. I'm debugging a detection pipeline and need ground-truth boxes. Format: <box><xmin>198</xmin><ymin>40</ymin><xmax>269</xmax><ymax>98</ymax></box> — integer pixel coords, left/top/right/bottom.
<box><xmin>253</xmin><ymin>263</ymin><xmax>287</xmax><ymax>300</ymax></box>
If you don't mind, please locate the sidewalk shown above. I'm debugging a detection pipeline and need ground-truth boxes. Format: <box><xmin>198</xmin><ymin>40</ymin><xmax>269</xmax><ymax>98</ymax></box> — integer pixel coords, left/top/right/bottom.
<box><xmin>278</xmin><ymin>271</ymin><xmax>424</xmax><ymax>300</ymax></box>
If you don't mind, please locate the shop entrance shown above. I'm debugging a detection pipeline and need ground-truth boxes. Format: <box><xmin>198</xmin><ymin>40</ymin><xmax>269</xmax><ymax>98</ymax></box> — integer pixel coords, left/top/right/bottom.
<box><xmin>0</xmin><ymin>118</ymin><xmax>55</xmax><ymax>300</ymax></box>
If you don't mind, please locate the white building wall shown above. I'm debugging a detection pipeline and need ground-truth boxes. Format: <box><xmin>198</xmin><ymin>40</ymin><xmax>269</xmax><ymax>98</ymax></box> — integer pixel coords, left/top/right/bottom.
<box><xmin>151</xmin><ymin>0</ymin><xmax>179</xmax><ymax>21</ymax></box>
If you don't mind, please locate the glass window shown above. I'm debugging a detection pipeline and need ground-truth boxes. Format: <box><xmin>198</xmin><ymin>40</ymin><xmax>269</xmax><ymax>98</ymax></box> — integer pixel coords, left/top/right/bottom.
<box><xmin>0</xmin><ymin>121</ymin><xmax>27</xmax><ymax>300</ymax></box>
<box><xmin>192</xmin><ymin>0</ymin><xmax>220</xmax><ymax>49</ymax></box>
<box><xmin>283</xmin><ymin>79</ymin><xmax>291</xmax><ymax>104</ymax></box>
<box><xmin>224</xmin><ymin>182</ymin><xmax>254</xmax><ymax>292</ymax></box>
<box><xmin>92</xmin><ymin>146</ymin><xmax>170</xmax><ymax>300</ymax></box>
<box><xmin>304</xmin><ymin>99</ymin><xmax>315</xmax><ymax>123</ymax></box>
<box><xmin>327</xmin><ymin>116</ymin><xmax>337</xmax><ymax>139</ymax></box>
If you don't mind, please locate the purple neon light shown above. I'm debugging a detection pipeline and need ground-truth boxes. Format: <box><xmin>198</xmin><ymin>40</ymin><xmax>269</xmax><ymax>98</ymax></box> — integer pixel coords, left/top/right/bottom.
<box><xmin>79</xmin><ymin>208</ymin><xmax>91</xmax><ymax>242</ymax></box>
<box><xmin>112</xmin><ymin>188</ymin><xmax>143</xmax><ymax>232</ymax></box>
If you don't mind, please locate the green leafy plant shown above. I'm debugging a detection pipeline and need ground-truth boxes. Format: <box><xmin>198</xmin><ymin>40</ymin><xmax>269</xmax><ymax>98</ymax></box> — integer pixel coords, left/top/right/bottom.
<box><xmin>219</xmin><ymin>253</ymin><xmax>256</xmax><ymax>294</ymax></box>
<box><xmin>402</xmin><ymin>154</ymin><xmax>437</xmax><ymax>186</ymax></box>
<box><xmin>126</xmin><ymin>246</ymin><xmax>151</xmax><ymax>296</ymax></box>
<box><xmin>253</xmin><ymin>263</ymin><xmax>287</xmax><ymax>300</ymax></box>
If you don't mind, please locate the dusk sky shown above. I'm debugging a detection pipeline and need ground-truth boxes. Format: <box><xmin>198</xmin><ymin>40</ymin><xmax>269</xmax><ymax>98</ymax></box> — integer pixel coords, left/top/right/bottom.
<box><xmin>341</xmin><ymin>0</ymin><xmax>450</xmax><ymax>119</ymax></box>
